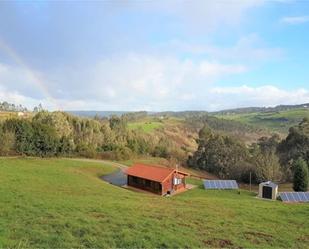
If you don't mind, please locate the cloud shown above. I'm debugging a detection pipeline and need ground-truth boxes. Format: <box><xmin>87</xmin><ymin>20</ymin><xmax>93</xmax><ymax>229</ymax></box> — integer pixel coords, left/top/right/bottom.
<box><xmin>0</xmin><ymin>85</ymin><xmax>41</xmax><ymax>109</ymax></box>
<box><xmin>0</xmin><ymin>63</ymin><xmax>44</xmax><ymax>99</ymax></box>
<box><xmin>209</xmin><ymin>85</ymin><xmax>309</xmax><ymax>110</ymax></box>
<box><xmin>158</xmin><ymin>33</ymin><xmax>283</xmax><ymax>63</ymax></box>
<box><xmin>280</xmin><ymin>16</ymin><xmax>309</xmax><ymax>24</ymax></box>
<box><xmin>3</xmin><ymin>55</ymin><xmax>309</xmax><ymax>112</ymax></box>
<box><xmin>0</xmin><ymin>54</ymin><xmax>248</xmax><ymax>111</ymax></box>
<box><xmin>1</xmin><ymin>59</ymin><xmax>309</xmax><ymax>111</ymax></box>
<box><xmin>141</xmin><ymin>0</ymin><xmax>264</xmax><ymax>32</ymax></box>
<box><xmin>53</xmin><ymin>53</ymin><xmax>248</xmax><ymax>110</ymax></box>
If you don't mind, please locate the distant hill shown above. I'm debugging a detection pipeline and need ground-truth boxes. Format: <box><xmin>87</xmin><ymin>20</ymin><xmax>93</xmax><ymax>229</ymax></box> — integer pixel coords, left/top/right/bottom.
<box><xmin>211</xmin><ymin>103</ymin><xmax>309</xmax><ymax>115</ymax></box>
<box><xmin>212</xmin><ymin>106</ymin><xmax>309</xmax><ymax>134</ymax></box>
<box><xmin>3</xmin><ymin>99</ymin><xmax>309</xmax><ymax>136</ymax></box>
<box><xmin>67</xmin><ymin>103</ymin><xmax>309</xmax><ymax>136</ymax></box>
<box><xmin>66</xmin><ymin>103</ymin><xmax>309</xmax><ymax>119</ymax></box>
<box><xmin>66</xmin><ymin>110</ymin><xmax>129</xmax><ymax>118</ymax></box>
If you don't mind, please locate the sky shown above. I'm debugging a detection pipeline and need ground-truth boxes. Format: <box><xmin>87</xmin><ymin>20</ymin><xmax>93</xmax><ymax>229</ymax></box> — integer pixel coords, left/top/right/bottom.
<box><xmin>0</xmin><ymin>0</ymin><xmax>309</xmax><ymax>111</ymax></box>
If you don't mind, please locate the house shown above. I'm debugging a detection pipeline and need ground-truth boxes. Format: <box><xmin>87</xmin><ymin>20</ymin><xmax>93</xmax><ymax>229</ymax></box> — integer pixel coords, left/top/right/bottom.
<box><xmin>258</xmin><ymin>181</ymin><xmax>278</xmax><ymax>200</ymax></box>
<box><xmin>125</xmin><ymin>163</ymin><xmax>188</xmax><ymax>195</ymax></box>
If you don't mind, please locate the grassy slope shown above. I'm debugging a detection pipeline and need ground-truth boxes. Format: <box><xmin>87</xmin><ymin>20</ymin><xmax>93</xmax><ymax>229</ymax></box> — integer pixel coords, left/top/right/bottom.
<box><xmin>214</xmin><ymin>108</ymin><xmax>309</xmax><ymax>134</ymax></box>
<box><xmin>1</xmin><ymin>158</ymin><xmax>308</xmax><ymax>248</ymax></box>
<box><xmin>128</xmin><ymin>117</ymin><xmax>198</xmax><ymax>154</ymax></box>
<box><xmin>128</xmin><ymin>120</ymin><xmax>164</xmax><ymax>133</ymax></box>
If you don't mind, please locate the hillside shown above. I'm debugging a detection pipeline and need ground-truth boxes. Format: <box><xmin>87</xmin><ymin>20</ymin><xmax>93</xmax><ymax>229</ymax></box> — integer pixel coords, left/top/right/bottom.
<box><xmin>126</xmin><ymin>114</ymin><xmax>270</xmax><ymax>149</ymax></box>
<box><xmin>67</xmin><ymin>111</ymin><xmax>129</xmax><ymax>118</ymax></box>
<box><xmin>213</xmin><ymin>108</ymin><xmax>309</xmax><ymax>134</ymax></box>
<box><xmin>0</xmin><ymin>158</ymin><xmax>308</xmax><ymax>248</ymax></box>
<box><xmin>211</xmin><ymin>103</ymin><xmax>309</xmax><ymax>115</ymax></box>
<box><xmin>64</xmin><ymin>103</ymin><xmax>309</xmax><ymax>137</ymax></box>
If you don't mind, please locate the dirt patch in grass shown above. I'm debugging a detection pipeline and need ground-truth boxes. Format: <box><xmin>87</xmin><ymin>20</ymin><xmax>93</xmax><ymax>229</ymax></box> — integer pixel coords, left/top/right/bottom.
<box><xmin>297</xmin><ymin>234</ymin><xmax>309</xmax><ymax>242</ymax></box>
<box><xmin>88</xmin><ymin>212</ymin><xmax>106</xmax><ymax>219</ymax></box>
<box><xmin>244</xmin><ymin>231</ymin><xmax>273</xmax><ymax>244</ymax></box>
<box><xmin>203</xmin><ymin>238</ymin><xmax>234</xmax><ymax>248</ymax></box>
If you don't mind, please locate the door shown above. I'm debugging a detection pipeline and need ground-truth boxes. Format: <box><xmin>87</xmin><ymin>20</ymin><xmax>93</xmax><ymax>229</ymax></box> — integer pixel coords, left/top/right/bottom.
<box><xmin>262</xmin><ymin>186</ymin><xmax>272</xmax><ymax>199</ymax></box>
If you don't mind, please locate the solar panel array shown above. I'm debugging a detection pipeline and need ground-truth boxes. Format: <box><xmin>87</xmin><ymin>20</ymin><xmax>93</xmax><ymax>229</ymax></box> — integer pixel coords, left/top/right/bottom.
<box><xmin>203</xmin><ymin>180</ymin><xmax>238</xmax><ymax>190</ymax></box>
<box><xmin>279</xmin><ymin>192</ymin><xmax>309</xmax><ymax>203</ymax></box>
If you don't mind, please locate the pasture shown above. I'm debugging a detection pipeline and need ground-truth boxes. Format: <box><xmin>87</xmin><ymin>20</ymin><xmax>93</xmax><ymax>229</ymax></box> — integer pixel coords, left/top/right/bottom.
<box><xmin>128</xmin><ymin>121</ymin><xmax>163</xmax><ymax>133</ymax></box>
<box><xmin>0</xmin><ymin>158</ymin><xmax>308</xmax><ymax>248</ymax></box>
<box><xmin>214</xmin><ymin>108</ymin><xmax>309</xmax><ymax>133</ymax></box>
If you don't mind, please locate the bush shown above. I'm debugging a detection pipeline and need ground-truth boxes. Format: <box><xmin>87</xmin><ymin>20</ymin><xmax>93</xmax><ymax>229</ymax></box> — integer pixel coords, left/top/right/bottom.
<box><xmin>75</xmin><ymin>143</ymin><xmax>97</xmax><ymax>158</ymax></box>
<box><xmin>115</xmin><ymin>146</ymin><xmax>133</xmax><ymax>160</ymax></box>
<box><xmin>293</xmin><ymin>158</ymin><xmax>309</xmax><ymax>192</ymax></box>
<box><xmin>0</xmin><ymin>130</ymin><xmax>15</xmax><ymax>156</ymax></box>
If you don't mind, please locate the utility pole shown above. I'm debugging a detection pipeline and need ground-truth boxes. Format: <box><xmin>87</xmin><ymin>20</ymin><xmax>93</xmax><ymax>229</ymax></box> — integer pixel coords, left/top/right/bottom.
<box><xmin>249</xmin><ymin>171</ymin><xmax>252</xmax><ymax>192</ymax></box>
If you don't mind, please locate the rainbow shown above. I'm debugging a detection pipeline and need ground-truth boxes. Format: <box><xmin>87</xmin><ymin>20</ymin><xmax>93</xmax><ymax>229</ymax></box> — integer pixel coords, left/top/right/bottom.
<box><xmin>0</xmin><ymin>38</ymin><xmax>59</xmax><ymax>110</ymax></box>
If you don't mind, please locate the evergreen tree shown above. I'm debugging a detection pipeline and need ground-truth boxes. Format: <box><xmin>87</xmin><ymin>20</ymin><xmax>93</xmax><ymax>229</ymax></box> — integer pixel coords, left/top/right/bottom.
<box><xmin>293</xmin><ymin>158</ymin><xmax>309</xmax><ymax>192</ymax></box>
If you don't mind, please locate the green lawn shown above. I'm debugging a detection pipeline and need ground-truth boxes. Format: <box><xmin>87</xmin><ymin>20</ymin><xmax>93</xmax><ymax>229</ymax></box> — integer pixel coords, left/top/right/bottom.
<box><xmin>0</xmin><ymin>158</ymin><xmax>308</xmax><ymax>248</ymax></box>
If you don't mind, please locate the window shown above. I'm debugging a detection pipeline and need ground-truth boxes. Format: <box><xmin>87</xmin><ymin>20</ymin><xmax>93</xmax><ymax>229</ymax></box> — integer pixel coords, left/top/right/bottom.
<box><xmin>173</xmin><ymin>177</ymin><xmax>182</xmax><ymax>185</ymax></box>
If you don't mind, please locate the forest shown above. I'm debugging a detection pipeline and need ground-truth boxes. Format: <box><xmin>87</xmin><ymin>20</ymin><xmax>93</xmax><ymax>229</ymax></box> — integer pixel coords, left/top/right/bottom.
<box><xmin>0</xmin><ymin>111</ymin><xmax>180</xmax><ymax>161</ymax></box>
<box><xmin>0</xmin><ymin>106</ymin><xmax>308</xmax><ymax>184</ymax></box>
<box><xmin>188</xmin><ymin>118</ymin><xmax>309</xmax><ymax>183</ymax></box>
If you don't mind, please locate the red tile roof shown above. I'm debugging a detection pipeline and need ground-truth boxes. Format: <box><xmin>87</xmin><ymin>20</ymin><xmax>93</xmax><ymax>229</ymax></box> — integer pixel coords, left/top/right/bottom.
<box><xmin>125</xmin><ymin>164</ymin><xmax>177</xmax><ymax>183</ymax></box>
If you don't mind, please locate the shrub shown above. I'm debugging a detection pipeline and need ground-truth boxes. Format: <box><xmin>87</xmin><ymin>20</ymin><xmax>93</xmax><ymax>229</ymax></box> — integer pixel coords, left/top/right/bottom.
<box><xmin>293</xmin><ymin>158</ymin><xmax>309</xmax><ymax>192</ymax></box>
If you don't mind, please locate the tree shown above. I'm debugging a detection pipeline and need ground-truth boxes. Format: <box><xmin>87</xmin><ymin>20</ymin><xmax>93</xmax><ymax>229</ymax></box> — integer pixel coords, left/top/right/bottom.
<box><xmin>33</xmin><ymin>111</ymin><xmax>73</xmax><ymax>138</ymax></box>
<box><xmin>253</xmin><ymin>149</ymin><xmax>282</xmax><ymax>182</ymax></box>
<box><xmin>251</xmin><ymin>135</ymin><xmax>282</xmax><ymax>182</ymax></box>
<box><xmin>257</xmin><ymin>134</ymin><xmax>280</xmax><ymax>154</ymax></box>
<box><xmin>3</xmin><ymin>119</ymin><xmax>34</xmax><ymax>155</ymax></box>
<box><xmin>278</xmin><ymin>118</ymin><xmax>309</xmax><ymax>180</ymax></box>
<box><xmin>0</xmin><ymin>130</ymin><xmax>15</xmax><ymax>155</ymax></box>
<box><xmin>33</xmin><ymin>103</ymin><xmax>44</xmax><ymax>113</ymax></box>
<box><xmin>32</xmin><ymin>122</ymin><xmax>59</xmax><ymax>157</ymax></box>
<box><xmin>198</xmin><ymin>124</ymin><xmax>212</xmax><ymax>142</ymax></box>
<box><xmin>58</xmin><ymin>136</ymin><xmax>74</xmax><ymax>155</ymax></box>
<box><xmin>109</xmin><ymin>116</ymin><xmax>127</xmax><ymax>132</ymax></box>
<box><xmin>293</xmin><ymin>158</ymin><xmax>309</xmax><ymax>192</ymax></box>
<box><xmin>188</xmin><ymin>128</ymin><xmax>251</xmax><ymax>180</ymax></box>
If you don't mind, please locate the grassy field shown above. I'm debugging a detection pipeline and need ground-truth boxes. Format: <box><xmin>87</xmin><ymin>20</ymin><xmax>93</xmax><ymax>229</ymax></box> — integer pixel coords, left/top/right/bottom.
<box><xmin>127</xmin><ymin>117</ymin><xmax>183</xmax><ymax>133</ymax></box>
<box><xmin>128</xmin><ymin>120</ymin><xmax>163</xmax><ymax>133</ymax></box>
<box><xmin>1</xmin><ymin>158</ymin><xmax>309</xmax><ymax>248</ymax></box>
<box><xmin>214</xmin><ymin>108</ymin><xmax>309</xmax><ymax>134</ymax></box>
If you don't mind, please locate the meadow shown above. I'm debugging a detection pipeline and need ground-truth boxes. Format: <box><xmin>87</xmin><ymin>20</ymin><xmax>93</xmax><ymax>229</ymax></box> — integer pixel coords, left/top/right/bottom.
<box><xmin>214</xmin><ymin>108</ymin><xmax>309</xmax><ymax>134</ymax></box>
<box><xmin>127</xmin><ymin>120</ymin><xmax>163</xmax><ymax>133</ymax></box>
<box><xmin>0</xmin><ymin>158</ymin><xmax>308</xmax><ymax>248</ymax></box>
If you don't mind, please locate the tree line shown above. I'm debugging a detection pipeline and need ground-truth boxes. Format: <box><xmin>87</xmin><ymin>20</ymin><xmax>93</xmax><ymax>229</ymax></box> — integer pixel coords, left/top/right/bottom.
<box><xmin>0</xmin><ymin>109</ymin><xmax>308</xmax><ymax>187</ymax></box>
<box><xmin>0</xmin><ymin>111</ymin><xmax>181</xmax><ymax>160</ymax></box>
<box><xmin>188</xmin><ymin>118</ymin><xmax>309</xmax><ymax>188</ymax></box>
<box><xmin>0</xmin><ymin>101</ymin><xmax>45</xmax><ymax>113</ymax></box>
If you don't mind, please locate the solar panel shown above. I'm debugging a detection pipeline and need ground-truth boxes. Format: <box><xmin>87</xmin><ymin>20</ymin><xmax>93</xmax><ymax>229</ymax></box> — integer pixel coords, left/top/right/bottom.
<box><xmin>203</xmin><ymin>180</ymin><xmax>239</xmax><ymax>190</ymax></box>
<box><xmin>279</xmin><ymin>192</ymin><xmax>309</xmax><ymax>202</ymax></box>
<box><xmin>204</xmin><ymin>181</ymin><xmax>211</xmax><ymax>188</ymax></box>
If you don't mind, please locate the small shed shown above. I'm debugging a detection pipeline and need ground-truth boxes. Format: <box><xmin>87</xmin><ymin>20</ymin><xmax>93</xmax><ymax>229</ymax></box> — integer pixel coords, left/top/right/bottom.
<box><xmin>258</xmin><ymin>181</ymin><xmax>278</xmax><ymax>200</ymax></box>
<box><xmin>125</xmin><ymin>164</ymin><xmax>188</xmax><ymax>195</ymax></box>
